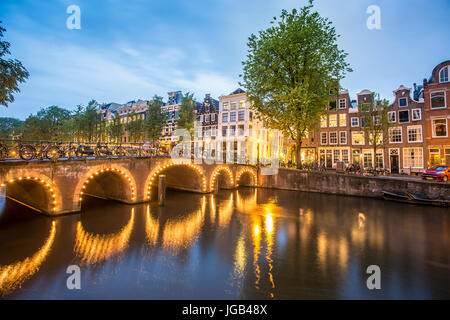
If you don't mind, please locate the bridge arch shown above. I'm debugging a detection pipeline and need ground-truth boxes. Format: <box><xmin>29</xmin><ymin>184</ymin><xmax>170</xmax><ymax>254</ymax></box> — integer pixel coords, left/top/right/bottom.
<box><xmin>1</xmin><ymin>173</ymin><xmax>63</xmax><ymax>214</ymax></box>
<box><xmin>145</xmin><ymin>160</ymin><xmax>207</xmax><ymax>200</ymax></box>
<box><xmin>74</xmin><ymin>165</ymin><xmax>137</xmax><ymax>210</ymax></box>
<box><xmin>236</xmin><ymin>167</ymin><xmax>258</xmax><ymax>187</ymax></box>
<box><xmin>209</xmin><ymin>166</ymin><xmax>234</xmax><ymax>191</ymax></box>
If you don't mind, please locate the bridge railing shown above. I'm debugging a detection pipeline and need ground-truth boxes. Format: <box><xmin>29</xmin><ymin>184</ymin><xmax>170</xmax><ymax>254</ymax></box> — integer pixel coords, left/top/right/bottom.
<box><xmin>0</xmin><ymin>139</ymin><xmax>171</xmax><ymax>162</ymax></box>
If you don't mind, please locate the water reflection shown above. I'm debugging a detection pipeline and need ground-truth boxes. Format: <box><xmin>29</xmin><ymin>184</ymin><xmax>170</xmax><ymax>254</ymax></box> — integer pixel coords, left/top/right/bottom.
<box><xmin>0</xmin><ymin>188</ymin><xmax>448</xmax><ymax>299</ymax></box>
<box><xmin>74</xmin><ymin>209</ymin><xmax>135</xmax><ymax>265</ymax></box>
<box><xmin>0</xmin><ymin>221</ymin><xmax>56</xmax><ymax>296</ymax></box>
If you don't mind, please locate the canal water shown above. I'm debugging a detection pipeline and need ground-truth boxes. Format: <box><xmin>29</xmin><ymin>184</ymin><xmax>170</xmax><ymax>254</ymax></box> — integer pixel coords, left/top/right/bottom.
<box><xmin>0</xmin><ymin>188</ymin><xmax>449</xmax><ymax>299</ymax></box>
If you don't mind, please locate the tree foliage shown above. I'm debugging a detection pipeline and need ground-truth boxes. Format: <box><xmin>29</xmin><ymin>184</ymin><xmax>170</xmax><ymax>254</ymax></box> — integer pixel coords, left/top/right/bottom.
<box><xmin>240</xmin><ymin>2</ymin><xmax>351</xmax><ymax>167</ymax></box>
<box><xmin>145</xmin><ymin>95</ymin><xmax>166</xmax><ymax>143</ymax></box>
<box><xmin>0</xmin><ymin>21</ymin><xmax>29</xmax><ymax>107</ymax></box>
<box><xmin>0</xmin><ymin>117</ymin><xmax>23</xmax><ymax>139</ymax></box>
<box><xmin>176</xmin><ymin>92</ymin><xmax>197</xmax><ymax>136</ymax></box>
<box><xmin>23</xmin><ymin>106</ymin><xmax>71</xmax><ymax>140</ymax></box>
<box><xmin>125</xmin><ymin>111</ymin><xmax>145</xmax><ymax>142</ymax></box>
<box><xmin>107</xmin><ymin>114</ymin><xmax>124</xmax><ymax>142</ymax></box>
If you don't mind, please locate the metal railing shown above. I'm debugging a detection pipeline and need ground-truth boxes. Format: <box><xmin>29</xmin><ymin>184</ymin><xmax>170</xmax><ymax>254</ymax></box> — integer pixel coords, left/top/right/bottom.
<box><xmin>0</xmin><ymin>139</ymin><xmax>170</xmax><ymax>162</ymax></box>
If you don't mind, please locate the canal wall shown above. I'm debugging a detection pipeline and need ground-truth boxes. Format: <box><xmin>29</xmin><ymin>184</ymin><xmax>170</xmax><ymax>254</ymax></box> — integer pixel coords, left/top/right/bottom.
<box><xmin>259</xmin><ymin>169</ymin><xmax>450</xmax><ymax>198</ymax></box>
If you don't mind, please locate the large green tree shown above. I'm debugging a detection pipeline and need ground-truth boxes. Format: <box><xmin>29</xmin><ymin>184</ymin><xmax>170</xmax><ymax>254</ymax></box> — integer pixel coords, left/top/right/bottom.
<box><xmin>0</xmin><ymin>21</ymin><xmax>29</xmax><ymax>107</ymax></box>
<box><xmin>0</xmin><ymin>117</ymin><xmax>23</xmax><ymax>139</ymax></box>
<box><xmin>176</xmin><ymin>92</ymin><xmax>197</xmax><ymax>136</ymax></box>
<box><xmin>360</xmin><ymin>93</ymin><xmax>391</xmax><ymax>170</ymax></box>
<box><xmin>107</xmin><ymin>114</ymin><xmax>124</xmax><ymax>143</ymax></box>
<box><xmin>145</xmin><ymin>95</ymin><xmax>166</xmax><ymax>143</ymax></box>
<box><xmin>23</xmin><ymin>106</ymin><xmax>71</xmax><ymax>140</ymax></box>
<box><xmin>82</xmin><ymin>99</ymin><xmax>101</xmax><ymax>141</ymax></box>
<box><xmin>125</xmin><ymin>111</ymin><xmax>145</xmax><ymax>142</ymax></box>
<box><xmin>240</xmin><ymin>2</ymin><xmax>351</xmax><ymax>168</ymax></box>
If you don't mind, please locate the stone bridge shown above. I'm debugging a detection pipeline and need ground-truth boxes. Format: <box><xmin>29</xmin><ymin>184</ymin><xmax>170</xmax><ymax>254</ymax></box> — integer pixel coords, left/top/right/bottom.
<box><xmin>0</xmin><ymin>158</ymin><xmax>258</xmax><ymax>215</ymax></box>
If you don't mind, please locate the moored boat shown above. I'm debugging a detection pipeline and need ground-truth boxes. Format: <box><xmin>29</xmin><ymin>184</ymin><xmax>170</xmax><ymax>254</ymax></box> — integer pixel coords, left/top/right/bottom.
<box><xmin>382</xmin><ymin>190</ymin><xmax>412</xmax><ymax>203</ymax></box>
<box><xmin>406</xmin><ymin>192</ymin><xmax>450</xmax><ymax>207</ymax></box>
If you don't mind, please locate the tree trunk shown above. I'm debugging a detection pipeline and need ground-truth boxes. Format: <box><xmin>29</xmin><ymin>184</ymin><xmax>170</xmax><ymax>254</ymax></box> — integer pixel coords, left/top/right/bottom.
<box><xmin>296</xmin><ymin>140</ymin><xmax>302</xmax><ymax>169</ymax></box>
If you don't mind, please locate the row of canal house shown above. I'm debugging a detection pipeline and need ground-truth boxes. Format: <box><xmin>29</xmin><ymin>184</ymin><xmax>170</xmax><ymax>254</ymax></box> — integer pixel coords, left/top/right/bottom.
<box><xmin>316</xmin><ymin>60</ymin><xmax>450</xmax><ymax>173</ymax></box>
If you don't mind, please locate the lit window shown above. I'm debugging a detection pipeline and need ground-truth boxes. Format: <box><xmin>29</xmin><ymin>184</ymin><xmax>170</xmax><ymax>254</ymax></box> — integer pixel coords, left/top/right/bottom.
<box><xmin>329</xmin><ymin>114</ymin><xmax>337</xmax><ymax>127</ymax></box>
<box><xmin>412</xmin><ymin>109</ymin><xmax>421</xmax><ymax>121</ymax></box>
<box><xmin>339</xmin><ymin>99</ymin><xmax>346</xmax><ymax>109</ymax></box>
<box><xmin>431</xmin><ymin>91</ymin><xmax>446</xmax><ymax>109</ymax></box>
<box><xmin>363</xmin><ymin>152</ymin><xmax>373</xmax><ymax>168</ymax></box>
<box><xmin>388</xmin><ymin>111</ymin><xmax>396</xmax><ymax>123</ymax></box>
<box><xmin>333</xmin><ymin>150</ymin><xmax>340</xmax><ymax>163</ymax></box>
<box><xmin>352</xmin><ymin>131</ymin><xmax>364</xmax><ymax>145</ymax></box>
<box><xmin>376</xmin><ymin>152</ymin><xmax>384</xmax><ymax>168</ymax></box>
<box><xmin>339</xmin><ymin>114</ymin><xmax>347</xmax><ymax>127</ymax></box>
<box><xmin>329</xmin><ymin>132</ymin><xmax>338</xmax><ymax>144</ymax></box>
<box><xmin>222</xmin><ymin>102</ymin><xmax>229</xmax><ymax>110</ymax></box>
<box><xmin>403</xmin><ymin>148</ymin><xmax>423</xmax><ymax>168</ymax></box>
<box><xmin>389</xmin><ymin>128</ymin><xmax>402</xmax><ymax>143</ymax></box>
<box><xmin>432</xmin><ymin>118</ymin><xmax>447</xmax><ymax>137</ymax></box>
<box><xmin>239</xmin><ymin>100</ymin><xmax>246</xmax><ymax>109</ymax></box>
<box><xmin>439</xmin><ymin>66</ymin><xmax>449</xmax><ymax>83</ymax></box>
<box><xmin>342</xmin><ymin>150</ymin><xmax>349</xmax><ymax>163</ymax></box>
<box><xmin>398</xmin><ymin>110</ymin><xmax>409</xmax><ymax>123</ymax></box>
<box><xmin>399</xmin><ymin>97</ymin><xmax>408</xmax><ymax>107</ymax></box>
<box><xmin>351</xmin><ymin>117</ymin><xmax>359</xmax><ymax>127</ymax></box>
<box><xmin>320</xmin><ymin>116</ymin><xmax>327</xmax><ymax>128</ymax></box>
<box><xmin>407</xmin><ymin>126</ymin><xmax>422</xmax><ymax>142</ymax></box>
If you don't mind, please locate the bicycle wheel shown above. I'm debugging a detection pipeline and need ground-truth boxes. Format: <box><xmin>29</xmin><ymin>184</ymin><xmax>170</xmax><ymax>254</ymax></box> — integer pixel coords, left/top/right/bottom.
<box><xmin>20</xmin><ymin>145</ymin><xmax>36</xmax><ymax>160</ymax></box>
<box><xmin>45</xmin><ymin>146</ymin><xmax>60</xmax><ymax>160</ymax></box>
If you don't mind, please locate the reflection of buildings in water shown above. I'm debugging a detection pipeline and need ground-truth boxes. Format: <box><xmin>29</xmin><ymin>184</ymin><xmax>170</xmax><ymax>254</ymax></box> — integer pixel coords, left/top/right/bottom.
<box><xmin>235</xmin><ymin>189</ymin><xmax>258</xmax><ymax>213</ymax></box>
<box><xmin>161</xmin><ymin>196</ymin><xmax>206</xmax><ymax>251</ymax></box>
<box><xmin>145</xmin><ymin>206</ymin><xmax>160</xmax><ymax>246</ymax></box>
<box><xmin>0</xmin><ymin>221</ymin><xmax>56</xmax><ymax>296</ymax></box>
<box><xmin>74</xmin><ymin>209</ymin><xmax>135</xmax><ymax>265</ymax></box>
<box><xmin>210</xmin><ymin>193</ymin><xmax>233</xmax><ymax>229</ymax></box>
<box><xmin>232</xmin><ymin>231</ymin><xmax>247</xmax><ymax>281</ymax></box>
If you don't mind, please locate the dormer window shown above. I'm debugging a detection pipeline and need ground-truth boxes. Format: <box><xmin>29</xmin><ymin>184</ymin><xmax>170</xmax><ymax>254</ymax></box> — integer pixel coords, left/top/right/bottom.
<box><xmin>439</xmin><ymin>66</ymin><xmax>449</xmax><ymax>83</ymax></box>
<box><xmin>399</xmin><ymin>97</ymin><xmax>408</xmax><ymax>107</ymax></box>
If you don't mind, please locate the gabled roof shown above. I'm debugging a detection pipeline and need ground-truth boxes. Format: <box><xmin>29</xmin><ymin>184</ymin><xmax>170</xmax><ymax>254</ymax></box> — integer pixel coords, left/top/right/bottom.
<box><xmin>230</xmin><ymin>88</ymin><xmax>245</xmax><ymax>95</ymax></box>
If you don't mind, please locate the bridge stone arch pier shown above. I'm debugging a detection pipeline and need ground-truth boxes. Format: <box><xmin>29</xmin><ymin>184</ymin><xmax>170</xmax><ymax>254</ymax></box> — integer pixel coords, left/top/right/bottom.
<box><xmin>0</xmin><ymin>158</ymin><xmax>257</xmax><ymax>215</ymax></box>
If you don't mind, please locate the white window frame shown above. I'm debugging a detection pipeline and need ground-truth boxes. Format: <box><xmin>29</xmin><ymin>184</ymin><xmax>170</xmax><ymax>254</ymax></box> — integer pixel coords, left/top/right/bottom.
<box><xmin>339</xmin><ymin>114</ymin><xmax>347</xmax><ymax>127</ymax></box>
<box><xmin>411</xmin><ymin>109</ymin><xmax>421</xmax><ymax>121</ymax></box>
<box><xmin>351</xmin><ymin>131</ymin><xmax>365</xmax><ymax>145</ymax></box>
<box><xmin>351</xmin><ymin>117</ymin><xmax>359</xmax><ymax>127</ymax></box>
<box><xmin>329</xmin><ymin>114</ymin><xmax>337</xmax><ymax>127</ymax></box>
<box><xmin>339</xmin><ymin>131</ymin><xmax>347</xmax><ymax>145</ymax></box>
<box><xmin>321</xmin><ymin>132</ymin><xmax>327</xmax><ymax>145</ymax></box>
<box><xmin>430</xmin><ymin>91</ymin><xmax>447</xmax><ymax>110</ymax></box>
<box><xmin>439</xmin><ymin>66</ymin><xmax>449</xmax><ymax>83</ymax></box>
<box><xmin>339</xmin><ymin>99</ymin><xmax>347</xmax><ymax>109</ymax></box>
<box><xmin>398</xmin><ymin>110</ymin><xmax>410</xmax><ymax>124</ymax></box>
<box><xmin>388</xmin><ymin>111</ymin><xmax>396</xmax><ymax>123</ymax></box>
<box><xmin>407</xmin><ymin>125</ymin><xmax>423</xmax><ymax>143</ymax></box>
<box><xmin>329</xmin><ymin>132</ymin><xmax>338</xmax><ymax>145</ymax></box>
<box><xmin>389</xmin><ymin>127</ymin><xmax>403</xmax><ymax>143</ymax></box>
<box><xmin>403</xmin><ymin>147</ymin><xmax>423</xmax><ymax>169</ymax></box>
<box><xmin>432</xmin><ymin>117</ymin><xmax>448</xmax><ymax>138</ymax></box>
<box><xmin>398</xmin><ymin>97</ymin><xmax>408</xmax><ymax>107</ymax></box>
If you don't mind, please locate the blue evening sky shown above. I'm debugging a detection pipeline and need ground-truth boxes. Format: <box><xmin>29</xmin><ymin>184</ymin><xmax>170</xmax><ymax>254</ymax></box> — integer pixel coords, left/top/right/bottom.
<box><xmin>0</xmin><ymin>0</ymin><xmax>449</xmax><ymax>120</ymax></box>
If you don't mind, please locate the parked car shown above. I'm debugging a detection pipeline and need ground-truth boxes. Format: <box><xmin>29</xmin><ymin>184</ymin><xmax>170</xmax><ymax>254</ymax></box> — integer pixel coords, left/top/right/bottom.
<box><xmin>422</xmin><ymin>165</ymin><xmax>450</xmax><ymax>182</ymax></box>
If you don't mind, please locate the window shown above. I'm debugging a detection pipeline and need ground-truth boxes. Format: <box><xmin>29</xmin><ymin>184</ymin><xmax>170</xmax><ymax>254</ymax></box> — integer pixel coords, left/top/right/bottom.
<box><xmin>329</xmin><ymin>100</ymin><xmax>337</xmax><ymax>110</ymax></box>
<box><xmin>339</xmin><ymin>131</ymin><xmax>347</xmax><ymax>144</ymax></box>
<box><xmin>431</xmin><ymin>91</ymin><xmax>446</xmax><ymax>109</ymax></box>
<box><xmin>249</xmin><ymin>112</ymin><xmax>253</xmax><ymax>122</ymax></box>
<box><xmin>339</xmin><ymin>114</ymin><xmax>347</xmax><ymax>127</ymax></box>
<box><xmin>407</xmin><ymin>126</ymin><xmax>422</xmax><ymax>142</ymax></box>
<box><xmin>339</xmin><ymin>99</ymin><xmax>346</xmax><ymax>109</ymax></box>
<box><xmin>389</xmin><ymin>128</ymin><xmax>402</xmax><ymax>143</ymax></box>
<box><xmin>403</xmin><ymin>148</ymin><xmax>423</xmax><ymax>168</ymax></box>
<box><xmin>342</xmin><ymin>150</ymin><xmax>349</xmax><ymax>163</ymax></box>
<box><xmin>205</xmin><ymin>114</ymin><xmax>210</xmax><ymax>123</ymax></box>
<box><xmin>329</xmin><ymin>114</ymin><xmax>337</xmax><ymax>127</ymax></box>
<box><xmin>211</xmin><ymin>114</ymin><xmax>216</xmax><ymax>122</ymax></box>
<box><xmin>361</xmin><ymin>103</ymin><xmax>371</xmax><ymax>112</ymax></box>
<box><xmin>440</xmin><ymin>66</ymin><xmax>449</xmax><ymax>83</ymax></box>
<box><xmin>230</xmin><ymin>125</ymin><xmax>236</xmax><ymax>136</ymax></box>
<box><xmin>388</xmin><ymin>111</ymin><xmax>396</xmax><ymax>123</ymax></box>
<box><xmin>239</xmin><ymin>100</ymin><xmax>246</xmax><ymax>109</ymax></box>
<box><xmin>222</xmin><ymin>113</ymin><xmax>228</xmax><ymax>122</ymax></box>
<box><xmin>329</xmin><ymin>132</ymin><xmax>338</xmax><ymax>144</ymax></box>
<box><xmin>230</xmin><ymin>102</ymin><xmax>237</xmax><ymax>110</ymax></box>
<box><xmin>333</xmin><ymin>150</ymin><xmax>340</xmax><ymax>164</ymax></box>
<box><xmin>412</xmin><ymin>109</ymin><xmax>421</xmax><ymax>121</ymax></box>
<box><xmin>351</xmin><ymin>117</ymin><xmax>359</xmax><ymax>127</ymax></box>
<box><xmin>321</xmin><ymin>132</ymin><xmax>327</xmax><ymax>145</ymax></box>
<box><xmin>429</xmin><ymin>148</ymin><xmax>440</xmax><ymax>166</ymax></box>
<box><xmin>432</xmin><ymin>118</ymin><xmax>448</xmax><ymax>137</ymax></box>
<box><xmin>376</xmin><ymin>152</ymin><xmax>384</xmax><ymax>168</ymax></box>
<box><xmin>222</xmin><ymin>102</ymin><xmax>229</xmax><ymax>110</ymax></box>
<box><xmin>374</xmin><ymin>116</ymin><xmax>381</xmax><ymax>125</ymax></box>
<box><xmin>398</xmin><ymin>110</ymin><xmax>409</xmax><ymax>123</ymax></box>
<box><xmin>238</xmin><ymin>111</ymin><xmax>245</xmax><ymax>121</ymax></box>
<box><xmin>238</xmin><ymin>125</ymin><xmax>244</xmax><ymax>136</ymax></box>
<box><xmin>399</xmin><ymin>97</ymin><xmax>408</xmax><ymax>107</ymax></box>
<box><xmin>230</xmin><ymin>112</ymin><xmax>236</xmax><ymax>122</ymax></box>
<box><xmin>320</xmin><ymin>116</ymin><xmax>327</xmax><ymax>128</ymax></box>
<box><xmin>363</xmin><ymin>152</ymin><xmax>373</xmax><ymax>168</ymax></box>
<box><xmin>361</xmin><ymin>118</ymin><xmax>366</xmax><ymax>127</ymax></box>
<box><xmin>352</xmin><ymin>131</ymin><xmax>364</xmax><ymax>145</ymax></box>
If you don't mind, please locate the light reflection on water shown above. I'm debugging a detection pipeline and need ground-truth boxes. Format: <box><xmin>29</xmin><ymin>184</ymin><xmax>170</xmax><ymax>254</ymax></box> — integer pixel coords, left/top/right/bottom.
<box><xmin>0</xmin><ymin>188</ymin><xmax>449</xmax><ymax>299</ymax></box>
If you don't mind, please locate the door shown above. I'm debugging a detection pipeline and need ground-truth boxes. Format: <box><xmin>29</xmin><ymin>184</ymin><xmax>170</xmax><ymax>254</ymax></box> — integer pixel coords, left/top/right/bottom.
<box><xmin>390</xmin><ymin>155</ymin><xmax>399</xmax><ymax>174</ymax></box>
<box><xmin>326</xmin><ymin>150</ymin><xmax>332</xmax><ymax>168</ymax></box>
